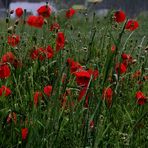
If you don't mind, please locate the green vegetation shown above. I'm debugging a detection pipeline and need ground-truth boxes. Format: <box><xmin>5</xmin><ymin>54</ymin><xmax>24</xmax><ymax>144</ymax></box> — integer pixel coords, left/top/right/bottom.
<box><xmin>0</xmin><ymin>8</ymin><xmax>148</xmax><ymax>148</ymax></box>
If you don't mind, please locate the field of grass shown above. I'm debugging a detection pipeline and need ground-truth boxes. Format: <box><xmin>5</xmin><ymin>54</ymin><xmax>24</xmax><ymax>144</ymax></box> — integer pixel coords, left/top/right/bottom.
<box><xmin>0</xmin><ymin>6</ymin><xmax>148</xmax><ymax>148</ymax></box>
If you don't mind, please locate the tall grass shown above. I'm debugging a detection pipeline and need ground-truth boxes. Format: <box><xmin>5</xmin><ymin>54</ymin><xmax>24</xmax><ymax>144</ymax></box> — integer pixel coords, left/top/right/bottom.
<box><xmin>0</xmin><ymin>7</ymin><xmax>148</xmax><ymax>148</ymax></box>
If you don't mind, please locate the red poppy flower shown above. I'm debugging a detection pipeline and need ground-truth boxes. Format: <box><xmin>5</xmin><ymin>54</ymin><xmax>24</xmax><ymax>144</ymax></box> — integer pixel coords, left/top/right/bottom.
<box><xmin>135</xmin><ymin>91</ymin><xmax>146</xmax><ymax>105</ymax></box>
<box><xmin>74</xmin><ymin>71</ymin><xmax>91</xmax><ymax>87</ymax></box>
<box><xmin>115</xmin><ymin>63</ymin><xmax>127</xmax><ymax>74</ymax></box>
<box><xmin>121</xmin><ymin>53</ymin><xmax>133</xmax><ymax>66</ymax></box>
<box><xmin>66</xmin><ymin>8</ymin><xmax>76</xmax><ymax>19</ymax></box>
<box><xmin>102</xmin><ymin>87</ymin><xmax>113</xmax><ymax>108</ymax></box>
<box><xmin>45</xmin><ymin>45</ymin><xmax>54</xmax><ymax>59</ymax></box>
<box><xmin>67</xmin><ymin>58</ymin><xmax>83</xmax><ymax>73</ymax></box>
<box><xmin>44</xmin><ymin>85</ymin><xmax>52</xmax><ymax>97</ymax></box>
<box><xmin>21</xmin><ymin>128</ymin><xmax>28</xmax><ymax>140</ymax></box>
<box><xmin>1</xmin><ymin>52</ymin><xmax>16</xmax><ymax>64</ymax></box>
<box><xmin>114</xmin><ymin>10</ymin><xmax>126</xmax><ymax>23</ymax></box>
<box><xmin>15</xmin><ymin>7</ymin><xmax>23</xmax><ymax>17</ymax></box>
<box><xmin>0</xmin><ymin>85</ymin><xmax>11</xmax><ymax>97</ymax></box>
<box><xmin>121</xmin><ymin>53</ymin><xmax>132</xmax><ymax>60</ymax></box>
<box><xmin>50</xmin><ymin>23</ymin><xmax>60</xmax><ymax>31</ymax></box>
<box><xmin>87</xmin><ymin>69</ymin><xmax>99</xmax><ymax>80</ymax></box>
<box><xmin>33</xmin><ymin>15</ymin><xmax>44</xmax><ymax>28</ymax></box>
<box><xmin>37</xmin><ymin>5</ymin><xmax>51</xmax><ymax>18</ymax></box>
<box><xmin>0</xmin><ymin>63</ymin><xmax>11</xmax><ymax>79</ymax></box>
<box><xmin>27</xmin><ymin>15</ymin><xmax>44</xmax><ymax>28</ymax></box>
<box><xmin>56</xmin><ymin>32</ymin><xmax>65</xmax><ymax>51</ymax></box>
<box><xmin>7</xmin><ymin>34</ymin><xmax>20</xmax><ymax>47</ymax></box>
<box><xmin>27</xmin><ymin>15</ymin><xmax>36</xmax><ymax>26</ymax></box>
<box><xmin>30</xmin><ymin>46</ymin><xmax>53</xmax><ymax>61</ymax></box>
<box><xmin>33</xmin><ymin>91</ymin><xmax>43</xmax><ymax>107</ymax></box>
<box><xmin>120</xmin><ymin>63</ymin><xmax>127</xmax><ymax>73</ymax></box>
<box><xmin>125</xmin><ymin>20</ymin><xmax>139</xmax><ymax>31</ymax></box>
<box><xmin>30</xmin><ymin>48</ymin><xmax>46</xmax><ymax>61</ymax></box>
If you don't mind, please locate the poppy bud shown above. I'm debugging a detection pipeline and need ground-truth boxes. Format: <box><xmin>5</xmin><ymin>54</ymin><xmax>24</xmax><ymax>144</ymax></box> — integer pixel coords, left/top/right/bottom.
<box><xmin>144</xmin><ymin>46</ymin><xmax>148</xmax><ymax>51</ymax></box>
<box><xmin>15</xmin><ymin>19</ymin><xmax>19</xmax><ymax>25</ymax></box>
<box><xmin>7</xmin><ymin>26</ymin><xmax>14</xmax><ymax>34</ymax></box>
<box><xmin>46</xmin><ymin>1</ymin><xmax>48</xmax><ymax>5</ymax></box>
<box><xmin>78</xmin><ymin>32</ymin><xmax>81</xmax><ymax>37</ymax></box>
<box><xmin>24</xmin><ymin>9</ymin><xmax>27</xmax><ymax>14</ymax></box>
<box><xmin>6</xmin><ymin>17</ymin><xmax>9</xmax><ymax>23</ymax></box>
<box><xmin>10</xmin><ymin>10</ymin><xmax>14</xmax><ymax>14</ymax></box>
<box><xmin>132</xmin><ymin>59</ymin><xmax>137</xmax><ymax>64</ymax></box>
<box><xmin>44</xmin><ymin>19</ymin><xmax>48</xmax><ymax>24</ymax></box>
<box><xmin>70</xmin><ymin>25</ymin><xmax>74</xmax><ymax>30</ymax></box>
<box><xmin>23</xmin><ymin>20</ymin><xmax>26</xmax><ymax>24</ymax></box>
<box><xmin>97</xmin><ymin>20</ymin><xmax>100</xmax><ymax>24</ymax></box>
<box><xmin>93</xmin><ymin>12</ymin><xmax>96</xmax><ymax>17</ymax></box>
<box><xmin>14</xmin><ymin>25</ymin><xmax>17</xmax><ymax>29</ymax></box>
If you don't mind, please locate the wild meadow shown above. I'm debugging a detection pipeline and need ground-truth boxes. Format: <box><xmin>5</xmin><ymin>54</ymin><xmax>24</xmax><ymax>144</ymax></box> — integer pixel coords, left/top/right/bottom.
<box><xmin>0</xmin><ymin>2</ymin><xmax>148</xmax><ymax>148</ymax></box>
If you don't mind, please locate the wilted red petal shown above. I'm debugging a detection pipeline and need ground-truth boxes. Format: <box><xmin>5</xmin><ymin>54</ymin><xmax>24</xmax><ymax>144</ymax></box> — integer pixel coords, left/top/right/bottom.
<box><xmin>132</xmin><ymin>70</ymin><xmax>141</xmax><ymax>79</ymax></box>
<box><xmin>6</xmin><ymin>112</ymin><xmax>17</xmax><ymax>124</ymax></box>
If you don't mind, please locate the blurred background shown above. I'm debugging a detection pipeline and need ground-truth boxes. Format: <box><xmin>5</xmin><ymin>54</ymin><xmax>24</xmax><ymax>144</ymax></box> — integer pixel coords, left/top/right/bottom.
<box><xmin>0</xmin><ymin>0</ymin><xmax>148</xmax><ymax>17</ymax></box>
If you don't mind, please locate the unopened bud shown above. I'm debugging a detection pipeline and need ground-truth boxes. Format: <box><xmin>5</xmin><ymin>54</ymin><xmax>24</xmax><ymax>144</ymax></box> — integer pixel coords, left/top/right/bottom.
<box><xmin>6</xmin><ymin>17</ymin><xmax>9</xmax><ymax>23</ymax></box>
<box><xmin>10</xmin><ymin>10</ymin><xmax>14</xmax><ymax>14</ymax></box>
<box><xmin>15</xmin><ymin>19</ymin><xmax>19</xmax><ymax>25</ymax></box>
<box><xmin>144</xmin><ymin>46</ymin><xmax>148</xmax><ymax>51</ymax></box>
<box><xmin>7</xmin><ymin>26</ymin><xmax>13</xmax><ymax>34</ymax></box>
<box><xmin>44</xmin><ymin>19</ymin><xmax>48</xmax><ymax>24</ymax></box>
